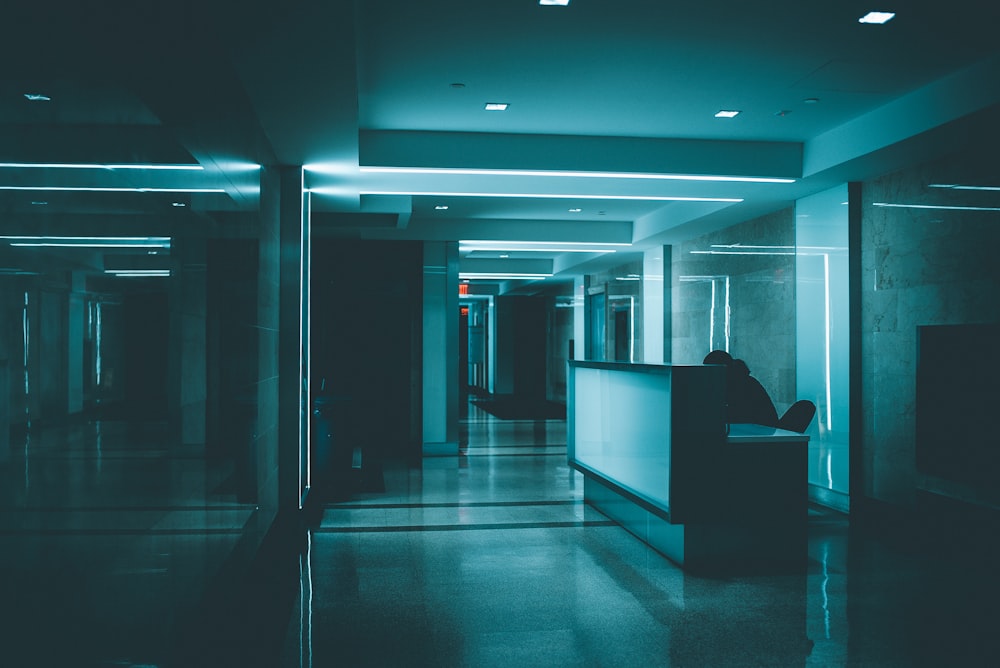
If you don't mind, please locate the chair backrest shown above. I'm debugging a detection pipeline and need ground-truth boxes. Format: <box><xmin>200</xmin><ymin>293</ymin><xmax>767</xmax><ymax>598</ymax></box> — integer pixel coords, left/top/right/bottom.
<box><xmin>778</xmin><ymin>400</ymin><xmax>816</xmax><ymax>434</ymax></box>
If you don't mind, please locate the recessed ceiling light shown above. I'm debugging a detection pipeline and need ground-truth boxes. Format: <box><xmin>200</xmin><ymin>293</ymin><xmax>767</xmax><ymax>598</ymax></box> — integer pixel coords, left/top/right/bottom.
<box><xmin>499</xmin><ymin>254</ymin><xmax>510</xmax><ymax>258</ymax></box>
<box><xmin>568</xmin><ymin>208</ymin><xmax>582</xmax><ymax>213</ymax></box>
<box><xmin>435</xmin><ymin>205</ymin><xmax>449</xmax><ymax>210</ymax></box>
<box><xmin>539</xmin><ymin>0</ymin><xmax>570</xmax><ymax>5</ymax></box>
<box><xmin>23</xmin><ymin>93</ymin><xmax>51</xmax><ymax>101</ymax></box>
<box><xmin>715</xmin><ymin>110</ymin><xmax>741</xmax><ymax>118</ymax></box>
<box><xmin>858</xmin><ymin>11</ymin><xmax>895</xmax><ymax>24</ymax></box>
<box><xmin>171</xmin><ymin>202</ymin><xmax>186</xmax><ymax>207</ymax></box>
<box><xmin>484</xmin><ymin>103</ymin><xmax>509</xmax><ymax>111</ymax></box>
<box><xmin>30</xmin><ymin>201</ymin><xmax>47</xmax><ymax>206</ymax></box>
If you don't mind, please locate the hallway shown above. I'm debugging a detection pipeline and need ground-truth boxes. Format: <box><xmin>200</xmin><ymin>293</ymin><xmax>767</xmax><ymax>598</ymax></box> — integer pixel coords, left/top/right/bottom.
<box><xmin>1</xmin><ymin>404</ymin><xmax>997</xmax><ymax>666</ymax></box>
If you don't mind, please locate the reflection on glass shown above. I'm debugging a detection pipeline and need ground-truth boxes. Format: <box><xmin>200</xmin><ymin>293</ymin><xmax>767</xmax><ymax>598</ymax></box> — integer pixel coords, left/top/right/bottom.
<box><xmin>796</xmin><ymin>185</ymin><xmax>850</xmax><ymax>497</ymax></box>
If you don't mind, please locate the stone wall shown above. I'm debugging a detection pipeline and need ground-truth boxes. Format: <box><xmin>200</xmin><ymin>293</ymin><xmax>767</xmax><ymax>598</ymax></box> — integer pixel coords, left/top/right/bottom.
<box><xmin>861</xmin><ymin>145</ymin><xmax>1000</xmax><ymax>506</ymax></box>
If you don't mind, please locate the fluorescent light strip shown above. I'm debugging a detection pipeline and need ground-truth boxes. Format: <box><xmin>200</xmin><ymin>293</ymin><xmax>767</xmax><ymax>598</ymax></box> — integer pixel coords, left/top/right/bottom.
<box><xmin>459</xmin><ymin>273</ymin><xmax>552</xmax><ymax>280</ymax></box>
<box><xmin>711</xmin><ymin>244</ymin><xmax>847</xmax><ymax>251</ymax></box>
<box><xmin>461</xmin><ymin>246</ymin><xmax>617</xmax><ymax>253</ymax></box>
<box><xmin>872</xmin><ymin>202</ymin><xmax>1000</xmax><ymax>212</ymax></box>
<box><xmin>929</xmin><ymin>184</ymin><xmax>1000</xmax><ymax>192</ymax></box>
<box><xmin>0</xmin><ymin>163</ymin><xmax>203</xmax><ymax>170</ymax></box>
<box><xmin>105</xmin><ymin>270</ymin><xmax>171</xmax><ymax>277</ymax></box>
<box><xmin>0</xmin><ymin>186</ymin><xmax>225</xmax><ymax>193</ymax></box>
<box><xmin>362</xmin><ymin>190</ymin><xmax>741</xmax><ymax>203</ymax></box>
<box><xmin>691</xmin><ymin>250</ymin><xmax>795</xmax><ymax>256</ymax></box>
<box><xmin>2</xmin><ymin>236</ymin><xmax>171</xmax><ymax>248</ymax></box>
<box><xmin>462</xmin><ymin>240</ymin><xmax>630</xmax><ymax>247</ymax></box>
<box><xmin>360</xmin><ymin>166</ymin><xmax>795</xmax><ymax>184</ymax></box>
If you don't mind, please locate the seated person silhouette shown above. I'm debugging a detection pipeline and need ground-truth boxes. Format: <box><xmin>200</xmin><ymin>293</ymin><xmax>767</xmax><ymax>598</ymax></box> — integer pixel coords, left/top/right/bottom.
<box><xmin>703</xmin><ymin>350</ymin><xmax>779</xmax><ymax>427</ymax></box>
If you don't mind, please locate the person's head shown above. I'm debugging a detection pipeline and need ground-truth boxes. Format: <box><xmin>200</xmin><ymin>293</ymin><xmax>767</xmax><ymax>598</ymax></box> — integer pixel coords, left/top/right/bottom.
<box><xmin>703</xmin><ymin>350</ymin><xmax>733</xmax><ymax>366</ymax></box>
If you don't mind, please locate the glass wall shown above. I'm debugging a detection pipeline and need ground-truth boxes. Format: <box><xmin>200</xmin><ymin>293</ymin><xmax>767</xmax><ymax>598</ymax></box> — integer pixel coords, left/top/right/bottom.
<box><xmin>796</xmin><ymin>185</ymin><xmax>850</xmax><ymax>500</ymax></box>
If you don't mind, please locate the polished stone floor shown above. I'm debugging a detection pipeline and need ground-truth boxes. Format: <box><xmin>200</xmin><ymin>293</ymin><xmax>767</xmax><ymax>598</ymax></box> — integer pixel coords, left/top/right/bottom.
<box><xmin>1</xmin><ymin>404</ymin><xmax>998</xmax><ymax>667</ymax></box>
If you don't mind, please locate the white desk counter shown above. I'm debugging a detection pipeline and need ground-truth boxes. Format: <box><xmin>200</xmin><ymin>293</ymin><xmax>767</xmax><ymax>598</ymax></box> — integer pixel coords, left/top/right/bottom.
<box><xmin>728</xmin><ymin>423</ymin><xmax>809</xmax><ymax>443</ymax></box>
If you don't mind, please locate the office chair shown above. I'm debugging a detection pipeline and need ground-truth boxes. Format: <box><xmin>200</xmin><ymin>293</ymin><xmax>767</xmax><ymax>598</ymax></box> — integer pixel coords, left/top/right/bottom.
<box><xmin>778</xmin><ymin>400</ymin><xmax>816</xmax><ymax>434</ymax></box>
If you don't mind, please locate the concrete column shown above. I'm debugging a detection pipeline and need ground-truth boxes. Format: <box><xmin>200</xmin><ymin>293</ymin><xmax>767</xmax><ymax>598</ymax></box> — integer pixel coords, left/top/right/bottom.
<box><xmin>422</xmin><ymin>241</ymin><xmax>459</xmax><ymax>456</ymax></box>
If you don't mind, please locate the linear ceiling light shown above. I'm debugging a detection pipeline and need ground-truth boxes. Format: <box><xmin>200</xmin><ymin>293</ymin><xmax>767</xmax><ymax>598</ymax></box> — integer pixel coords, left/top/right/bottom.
<box><xmin>361</xmin><ymin>190</ymin><xmax>742</xmax><ymax>203</ymax></box>
<box><xmin>484</xmin><ymin>103</ymin><xmax>510</xmax><ymax>111</ymax></box>
<box><xmin>872</xmin><ymin>202</ymin><xmax>1000</xmax><ymax>212</ymax></box>
<box><xmin>0</xmin><ymin>162</ymin><xmax>203</xmax><ymax>170</ymax></box>
<box><xmin>461</xmin><ymin>240</ymin><xmax>630</xmax><ymax>248</ymax></box>
<box><xmin>714</xmin><ymin>110</ymin><xmax>741</xmax><ymax>118</ymax></box>
<box><xmin>859</xmin><ymin>11</ymin><xmax>895</xmax><ymax>24</ymax></box>
<box><xmin>929</xmin><ymin>184</ymin><xmax>1000</xmax><ymax>192</ymax></box>
<box><xmin>104</xmin><ymin>269</ymin><xmax>171</xmax><ymax>277</ymax></box>
<box><xmin>2</xmin><ymin>236</ymin><xmax>171</xmax><ymax>248</ymax></box>
<box><xmin>539</xmin><ymin>0</ymin><xmax>570</xmax><ymax>5</ymax></box>
<box><xmin>461</xmin><ymin>246</ymin><xmax>617</xmax><ymax>254</ymax></box>
<box><xmin>360</xmin><ymin>166</ymin><xmax>795</xmax><ymax>184</ymax></box>
<box><xmin>0</xmin><ymin>186</ymin><xmax>225</xmax><ymax>193</ymax></box>
<box><xmin>461</xmin><ymin>240</ymin><xmax>627</xmax><ymax>253</ymax></box>
<box><xmin>459</xmin><ymin>272</ymin><xmax>552</xmax><ymax>280</ymax></box>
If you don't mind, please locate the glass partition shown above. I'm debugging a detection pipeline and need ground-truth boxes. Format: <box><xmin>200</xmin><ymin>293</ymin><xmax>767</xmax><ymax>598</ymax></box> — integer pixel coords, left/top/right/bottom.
<box><xmin>570</xmin><ymin>364</ymin><xmax>672</xmax><ymax>507</ymax></box>
<box><xmin>796</xmin><ymin>185</ymin><xmax>850</xmax><ymax>498</ymax></box>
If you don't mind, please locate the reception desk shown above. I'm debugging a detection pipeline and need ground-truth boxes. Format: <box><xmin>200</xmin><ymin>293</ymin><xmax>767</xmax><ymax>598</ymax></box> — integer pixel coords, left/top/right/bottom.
<box><xmin>568</xmin><ymin>361</ymin><xmax>808</xmax><ymax>572</ymax></box>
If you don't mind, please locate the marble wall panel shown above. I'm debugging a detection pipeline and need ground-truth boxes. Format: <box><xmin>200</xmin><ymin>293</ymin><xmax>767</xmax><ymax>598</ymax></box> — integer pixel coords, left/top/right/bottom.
<box><xmin>861</xmin><ymin>143</ymin><xmax>1000</xmax><ymax>507</ymax></box>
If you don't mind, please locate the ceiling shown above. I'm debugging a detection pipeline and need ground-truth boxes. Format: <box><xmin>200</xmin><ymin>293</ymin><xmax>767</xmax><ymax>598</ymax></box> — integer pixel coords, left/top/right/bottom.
<box><xmin>3</xmin><ymin>0</ymin><xmax>1000</xmax><ymax>292</ymax></box>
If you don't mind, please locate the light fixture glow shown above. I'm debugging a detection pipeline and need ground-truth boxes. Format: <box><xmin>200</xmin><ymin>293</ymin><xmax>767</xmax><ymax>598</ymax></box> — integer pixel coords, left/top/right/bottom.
<box><xmin>0</xmin><ymin>162</ymin><xmax>203</xmax><ymax>170</ymax></box>
<box><xmin>859</xmin><ymin>11</ymin><xmax>895</xmax><ymax>24</ymax></box>
<box><xmin>459</xmin><ymin>272</ymin><xmax>552</xmax><ymax>280</ymax></box>
<box><xmin>872</xmin><ymin>202</ymin><xmax>1000</xmax><ymax>212</ymax></box>
<box><xmin>0</xmin><ymin>186</ymin><xmax>224</xmax><ymax>193</ymax></box>
<box><xmin>929</xmin><ymin>184</ymin><xmax>1000</xmax><ymax>192</ymax></box>
<box><xmin>568</xmin><ymin>208</ymin><xmax>582</xmax><ymax>212</ymax></box>
<box><xmin>715</xmin><ymin>110</ymin><xmax>741</xmax><ymax>118</ymax></box>
<box><xmin>1</xmin><ymin>236</ymin><xmax>171</xmax><ymax>248</ymax></box>
<box><xmin>539</xmin><ymin>0</ymin><xmax>570</xmax><ymax>5</ymax></box>
<box><xmin>484</xmin><ymin>103</ymin><xmax>509</xmax><ymax>111</ymax></box>
<box><xmin>460</xmin><ymin>240</ymin><xmax>629</xmax><ymax>255</ymax></box>
<box><xmin>23</xmin><ymin>93</ymin><xmax>51</xmax><ymax>101</ymax></box>
<box><xmin>461</xmin><ymin>247</ymin><xmax>618</xmax><ymax>254</ymax></box>
<box><xmin>360</xmin><ymin>166</ymin><xmax>795</xmax><ymax>184</ymax></box>
<box><xmin>361</xmin><ymin>190</ymin><xmax>742</xmax><ymax>203</ymax></box>
<box><xmin>434</xmin><ymin>205</ymin><xmax>449</xmax><ymax>210</ymax></box>
<box><xmin>104</xmin><ymin>269</ymin><xmax>171</xmax><ymax>277</ymax></box>
<box><xmin>171</xmin><ymin>202</ymin><xmax>186</xmax><ymax>207</ymax></box>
